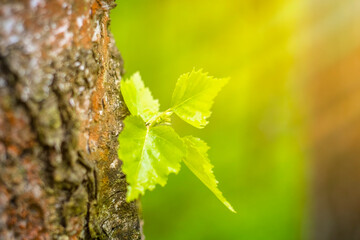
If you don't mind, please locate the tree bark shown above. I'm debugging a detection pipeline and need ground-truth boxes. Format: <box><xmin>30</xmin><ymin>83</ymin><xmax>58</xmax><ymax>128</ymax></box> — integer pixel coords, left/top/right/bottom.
<box><xmin>0</xmin><ymin>0</ymin><xmax>143</xmax><ymax>239</ymax></box>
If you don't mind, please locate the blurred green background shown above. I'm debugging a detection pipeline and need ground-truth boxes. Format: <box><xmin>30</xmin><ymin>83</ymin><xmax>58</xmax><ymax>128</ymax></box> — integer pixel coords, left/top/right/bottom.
<box><xmin>111</xmin><ymin>0</ymin><xmax>307</xmax><ymax>239</ymax></box>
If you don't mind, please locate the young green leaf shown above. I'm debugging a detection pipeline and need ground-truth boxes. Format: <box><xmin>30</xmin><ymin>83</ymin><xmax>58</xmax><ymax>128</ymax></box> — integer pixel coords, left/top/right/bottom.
<box><xmin>118</xmin><ymin>70</ymin><xmax>234</xmax><ymax>212</ymax></box>
<box><xmin>183</xmin><ymin>136</ymin><xmax>236</xmax><ymax>213</ymax></box>
<box><xmin>121</xmin><ymin>72</ymin><xmax>160</xmax><ymax>122</ymax></box>
<box><xmin>118</xmin><ymin>115</ymin><xmax>185</xmax><ymax>201</ymax></box>
<box><xmin>171</xmin><ymin>69</ymin><xmax>228</xmax><ymax>128</ymax></box>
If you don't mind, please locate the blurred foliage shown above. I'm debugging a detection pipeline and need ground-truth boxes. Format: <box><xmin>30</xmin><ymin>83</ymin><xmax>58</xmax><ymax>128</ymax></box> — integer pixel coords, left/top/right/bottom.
<box><xmin>111</xmin><ymin>0</ymin><xmax>307</xmax><ymax>239</ymax></box>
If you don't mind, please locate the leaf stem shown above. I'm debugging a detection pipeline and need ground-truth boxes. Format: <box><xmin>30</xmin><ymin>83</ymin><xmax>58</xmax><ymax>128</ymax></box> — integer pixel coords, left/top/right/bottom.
<box><xmin>146</xmin><ymin>108</ymin><xmax>173</xmax><ymax>127</ymax></box>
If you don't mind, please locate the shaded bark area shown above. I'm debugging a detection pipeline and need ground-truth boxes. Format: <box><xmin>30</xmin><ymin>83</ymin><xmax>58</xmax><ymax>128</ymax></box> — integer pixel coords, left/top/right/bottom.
<box><xmin>0</xmin><ymin>0</ymin><xmax>142</xmax><ymax>239</ymax></box>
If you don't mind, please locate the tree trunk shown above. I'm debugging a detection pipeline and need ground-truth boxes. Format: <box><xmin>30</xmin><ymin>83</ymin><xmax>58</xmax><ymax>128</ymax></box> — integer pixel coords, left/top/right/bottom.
<box><xmin>0</xmin><ymin>0</ymin><xmax>143</xmax><ymax>239</ymax></box>
<box><xmin>306</xmin><ymin>1</ymin><xmax>360</xmax><ymax>239</ymax></box>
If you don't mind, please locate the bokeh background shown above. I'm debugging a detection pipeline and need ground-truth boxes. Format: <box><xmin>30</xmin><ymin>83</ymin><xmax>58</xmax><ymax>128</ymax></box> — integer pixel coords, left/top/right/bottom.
<box><xmin>111</xmin><ymin>1</ymin><xmax>360</xmax><ymax>239</ymax></box>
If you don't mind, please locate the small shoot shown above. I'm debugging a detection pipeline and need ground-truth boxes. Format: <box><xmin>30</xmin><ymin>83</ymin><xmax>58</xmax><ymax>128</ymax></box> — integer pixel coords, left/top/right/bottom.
<box><xmin>118</xmin><ymin>69</ymin><xmax>235</xmax><ymax>212</ymax></box>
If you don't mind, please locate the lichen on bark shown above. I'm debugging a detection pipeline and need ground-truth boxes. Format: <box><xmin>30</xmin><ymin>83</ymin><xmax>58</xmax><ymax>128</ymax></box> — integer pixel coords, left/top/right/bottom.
<box><xmin>0</xmin><ymin>0</ymin><xmax>142</xmax><ymax>239</ymax></box>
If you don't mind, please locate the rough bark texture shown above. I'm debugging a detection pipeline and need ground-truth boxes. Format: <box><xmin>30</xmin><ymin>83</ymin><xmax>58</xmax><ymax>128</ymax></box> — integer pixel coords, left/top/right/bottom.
<box><xmin>0</xmin><ymin>0</ymin><xmax>143</xmax><ymax>239</ymax></box>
